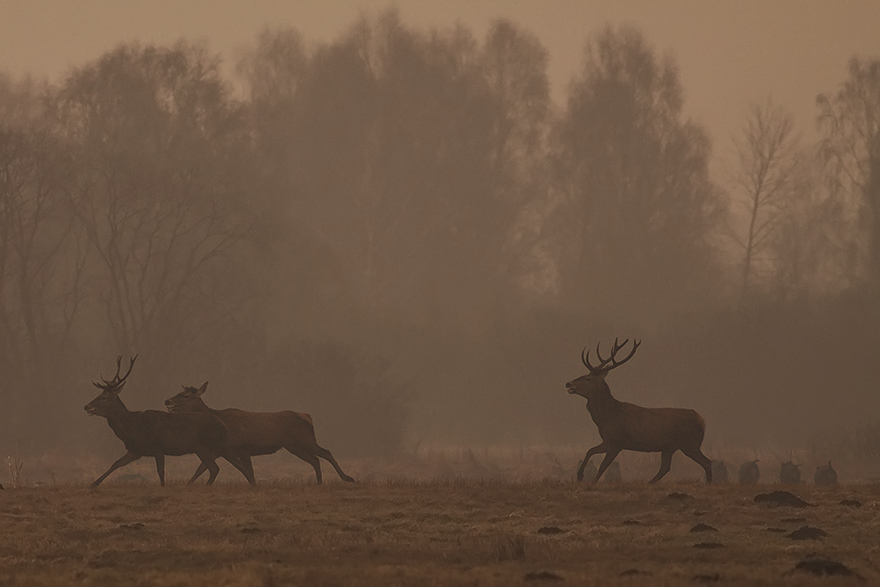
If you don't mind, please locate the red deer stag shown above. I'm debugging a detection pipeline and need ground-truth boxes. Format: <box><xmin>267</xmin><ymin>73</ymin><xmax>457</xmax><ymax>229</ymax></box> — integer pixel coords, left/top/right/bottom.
<box><xmin>165</xmin><ymin>382</ymin><xmax>354</xmax><ymax>484</ymax></box>
<box><xmin>566</xmin><ymin>339</ymin><xmax>712</xmax><ymax>484</ymax></box>
<box><xmin>85</xmin><ymin>356</ymin><xmax>255</xmax><ymax>487</ymax></box>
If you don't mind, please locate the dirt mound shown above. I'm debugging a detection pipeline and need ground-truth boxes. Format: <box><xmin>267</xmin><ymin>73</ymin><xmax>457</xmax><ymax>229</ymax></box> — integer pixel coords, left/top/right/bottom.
<box><xmin>524</xmin><ymin>570</ymin><xmax>564</xmax><ymax>581</ymax></box>
<box><xmin>690</xmin><ymin>523</ymin><xmax>718</xmax><ymax>533</ymax></box>
<box><xmin>536</xmin><ymin>526</ymin><xmax>565</xmax><ymax>535</ymax></box>
<box><xmin>789</xmin><ymin>554</ymin><xmax>865</xmax><ymax>581</ymax></box>
<box><xmin>753</xmin><ymin>490</ymin><xmax>812</xmax><ymax>507</ymax></box>
<box><xmin>787</xmin><ymin>526</ymin><xmax>828</xmax><ymax>540</ymax></box>
<box><xmin>620</xmin><ymin>569</ymin><xmax>652</xmax><ymax>577</ymax></box>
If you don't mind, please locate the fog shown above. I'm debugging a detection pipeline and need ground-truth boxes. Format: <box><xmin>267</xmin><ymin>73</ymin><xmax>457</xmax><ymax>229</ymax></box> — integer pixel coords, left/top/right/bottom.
<box><xmin>2</xmin><ymin>4</ymin><xmax>880</xmax><ymax>474</ymax></box>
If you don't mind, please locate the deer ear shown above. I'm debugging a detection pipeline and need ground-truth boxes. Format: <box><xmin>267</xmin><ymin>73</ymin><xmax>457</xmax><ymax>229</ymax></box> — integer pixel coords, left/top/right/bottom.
<box><xmin>196</xmin><ymin>381</ymin><xmax>208</xmax><ymax>396</ymax></box>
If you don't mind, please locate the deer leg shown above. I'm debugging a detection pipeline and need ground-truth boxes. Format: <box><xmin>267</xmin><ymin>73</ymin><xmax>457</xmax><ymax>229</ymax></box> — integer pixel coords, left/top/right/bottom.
<box><xmin>189</xmin><ymin>462</ymin><xmax>209</xmax><ymax>483</ymax></box>
<box><xmin>577</xmin><ymin>443</ymin><xmax>607</xmax><ymax>481</ymax></box>
<box><xmin>92</xmin><ymin>451</ymin><xmax>142</xmax><ymax>487</ymax></box>
<box><xmin>593</xmin><ymin>449</ymin><xmax>621</xmax><ymax>484</ymax></box>
<box><xmin>682</xmin><ymin>447</ymin><xmax>713</xmax><ymax>484</ymax></box>
<box><xmin>154</xmin><ymin>455</ymin><xmax>165</xmax><ymax>487</ymax></box>
<box><xmin>286</xmin><ymin>447</ymin><xmax>323</xmax><ymax>484</ymax></box>
<box><xmin>243</xmin><ymin>455</ymin><xmax>255</xmax><ymax>481</ymax></box>
<box><xmin>189</xmin><ymin>454</ymin><xmax>220</xmax><ymax>485</ymax></box>
<box><xmin>223</xmin><ymin>453</ymin><xmax>256</xmax><ymax>485</ymax></box>
<box><xmin>649</xmin><ymin>450</ymin><xmax>675</xmax><ymax>484</ymax></box>
<box><xmin>204</xmin><ymin>459</ymin><xmax>221</xmax><ymax>485</ymax></box>
<box><xmin>312</xmin><ymin>444</ymin><xmax>355</xmax><ymax>482</ymax></box>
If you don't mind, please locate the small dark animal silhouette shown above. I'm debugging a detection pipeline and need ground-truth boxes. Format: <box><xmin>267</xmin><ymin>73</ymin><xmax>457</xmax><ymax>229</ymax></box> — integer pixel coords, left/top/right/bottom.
<box><xmin>85</xmin><ymin>356</ymin><xmax>254</xmax><ymax>487</ymax></box>
<box><xmin>711</xmin><ymin>460</ymin><xmax>729</xmax><ymax>484</ymax></box>
<box><xmin>780</xmin><ymin>459</ymin><xmax>802</xmax><ymax>485</ymax></box>
<box><xmin>603</xmin><ymin>461</ymin><xmax>622</xmax><ymax>483</ymax></box>
<box><xmin>566</xmin><ymin>339</ymin><xmax>712</xmax><ymax>484</ymax></box>
<box><xmin>814</xmin><ymin>461</ymin><xmax>838</xmax><ymax>486</ymax></box>
<box><xmin>165</xmin><ymin>382</ymin><xmax>354</xmax><ymax>484</ymax></box>
<box><xmin>738</xmin><ymin>460</ymin><xmax>760</xmax><ymax>484</ymax></box>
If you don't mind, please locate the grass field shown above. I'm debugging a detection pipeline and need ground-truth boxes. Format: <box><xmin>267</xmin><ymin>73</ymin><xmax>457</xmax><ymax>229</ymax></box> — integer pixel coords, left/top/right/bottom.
<box><xmin>1</xmin><ymin>476</ymin><xmax>878</xmax><ymax>586</ymax></box>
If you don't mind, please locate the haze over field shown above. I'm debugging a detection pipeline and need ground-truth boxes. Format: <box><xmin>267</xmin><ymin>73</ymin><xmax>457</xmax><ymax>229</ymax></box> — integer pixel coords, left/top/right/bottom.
<box><xmin>2</xmin><ymin>1</ymin><xmax>880</xmax><ymax>479</ymax></box>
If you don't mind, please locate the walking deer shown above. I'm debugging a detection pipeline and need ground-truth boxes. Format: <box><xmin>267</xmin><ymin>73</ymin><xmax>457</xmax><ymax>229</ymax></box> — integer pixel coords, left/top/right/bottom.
<box><xmin>565</xmin><ymin>339</ymin><xmax>712</xmax><ymax>484</ymax></box>
<box><xmin>165</xmin><ymin>382</ymin><xmax>354</xmax><ymax>484</ymax></box>
<box><xmin>84</xmin><ymin>356</ymin><xmax>255</xmax><ymax>487</ymax></box>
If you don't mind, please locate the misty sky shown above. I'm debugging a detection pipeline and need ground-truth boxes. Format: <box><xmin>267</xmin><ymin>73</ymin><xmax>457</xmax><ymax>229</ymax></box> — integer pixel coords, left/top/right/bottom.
<box><xmin>3</xmin><ymin>0</ymin><xmax>880</xmax><ymax>168</ymax></box>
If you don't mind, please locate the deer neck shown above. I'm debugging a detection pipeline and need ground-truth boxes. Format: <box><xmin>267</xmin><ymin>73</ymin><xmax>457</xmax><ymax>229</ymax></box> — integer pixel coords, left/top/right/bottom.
<box><xmin>586</xmin><ymin>381</ymin><xmax>623</xmax><ymax>425</ymax></box>
<box><xmin>192</xmin><ymin>399</ymin><xmax>211</xmax><ymax>412</ymax></box>
<box><xmin>104</xmin><ymin>397</ymin><xmax>138</xmax><ymax>441</ymax></box>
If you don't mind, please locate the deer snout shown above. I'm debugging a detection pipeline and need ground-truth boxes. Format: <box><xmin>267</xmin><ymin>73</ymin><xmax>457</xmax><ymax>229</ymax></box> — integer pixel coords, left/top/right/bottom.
<box><xmin>164</xmin><ymin>399</ymin><xmax>176</xmax><ymax>412</ymax></box>
<box><xmin>84</xmin><ymin>404</ymin><xmax>97</xmax><ymax>416</ymax></box>
<box><xmin>565</xmin><ymin>381</ymin><xmax>577</xmax><ymax>394</ymax></box>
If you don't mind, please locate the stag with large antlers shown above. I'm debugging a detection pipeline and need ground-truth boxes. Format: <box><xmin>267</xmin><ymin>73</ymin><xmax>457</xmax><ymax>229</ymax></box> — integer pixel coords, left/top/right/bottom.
<box><xmin>84</xmin><ymin>356</ymin><xmax>255</xmax><ymax>486</ymax></box>
<box><xmin>566</xmin><ymin>339</ymin><xmax>713</xmax><ymax>484</ymax></box>
<box><xmin>165</xmin><ymin>382</ymin><xmax>354</xmax><ymax>484</ymax></box>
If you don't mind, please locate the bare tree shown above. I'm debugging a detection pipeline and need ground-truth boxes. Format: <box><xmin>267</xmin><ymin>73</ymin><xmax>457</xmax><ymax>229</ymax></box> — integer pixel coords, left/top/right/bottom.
<box><xmin>817</xmin><ymin>57</ymin><xmax>880</xmax><ymax>286</ymax></box>
<box><xmin>730</xmin><ymin>99</ymin><xmax>802</xmax><ymax>299</ymax></box>
<box><xmin>56</xmin><ymin>42</ymin><xmax>255</xmax><ymax>367</ymax></box>
<box><xmin>0</xmin><ymin>119</ymin><xmax>86</xmax><ymax>447</ymax></box>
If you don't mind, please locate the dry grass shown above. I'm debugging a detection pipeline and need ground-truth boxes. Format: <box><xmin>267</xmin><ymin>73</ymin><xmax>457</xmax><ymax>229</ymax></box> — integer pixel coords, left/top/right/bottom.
<box><xmin>1</xmin><ymin>479</ymin><xmax>879</xmax><ymax>586</ymax></box>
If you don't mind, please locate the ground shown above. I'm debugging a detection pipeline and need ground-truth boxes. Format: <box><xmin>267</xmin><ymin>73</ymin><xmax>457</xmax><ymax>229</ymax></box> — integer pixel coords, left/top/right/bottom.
<box><xmin>1</xmin><ymin>478</ymin><xmax>878</xmax><ymax>586</ymax></box>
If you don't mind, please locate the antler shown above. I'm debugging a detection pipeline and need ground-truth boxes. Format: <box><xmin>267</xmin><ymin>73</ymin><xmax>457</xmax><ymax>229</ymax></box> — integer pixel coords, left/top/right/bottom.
<box><xmin>582</xmin><ymin>339</ymin><xmax>641</xmax><ymax>374</ymax></box>
<box><xmin>92</xmin><ymin>355</ymin><xmax>138</xmax><ymax>390</ymax></box>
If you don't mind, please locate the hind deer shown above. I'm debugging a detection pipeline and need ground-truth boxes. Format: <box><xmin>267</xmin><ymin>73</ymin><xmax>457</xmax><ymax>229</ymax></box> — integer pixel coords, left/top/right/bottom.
<box><xmin>165</xmin><ymin>382</ymin><xmax>354</xmax><ymax>484</ymax></box>
<box><xmin>565</xmin><ymin>339</ymin><xmax>712</xmax><ymax>484</ymax></box>
<box><xmin>84</xmin><ymin>356</ymin><xmax>255</xmax><ymax>487</ymax></box>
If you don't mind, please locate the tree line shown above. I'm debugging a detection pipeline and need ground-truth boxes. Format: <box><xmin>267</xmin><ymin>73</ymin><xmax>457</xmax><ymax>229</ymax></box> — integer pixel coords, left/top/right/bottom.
<box><xmin>2</xmin><ymin>11</ymin><xmax>880</xmax><ymax>457</ymax></box>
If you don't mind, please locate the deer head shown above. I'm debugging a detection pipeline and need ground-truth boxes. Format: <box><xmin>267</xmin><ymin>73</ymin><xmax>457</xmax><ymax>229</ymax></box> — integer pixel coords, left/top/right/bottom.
<box><xmin>84</xmin><ymin>355</ymin><xmax>138</xmax><ymax>417</ymax></box>
<box><xmin>165</xmin><ymin>381</ymin><xmax>209</xmax><ymax>413</ymax></box>
<box><xmin>566</xmin><ymin>338</ymin><xmax>640</xmax><ymax>400</ymax></box>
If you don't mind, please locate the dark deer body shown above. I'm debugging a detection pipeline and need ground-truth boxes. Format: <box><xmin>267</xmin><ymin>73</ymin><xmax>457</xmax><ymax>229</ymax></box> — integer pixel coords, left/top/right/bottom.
<box><xmin>85</xmin><ymin>357</ymin><xmax>255</xmax><ymax>487</ymax></box>
<box><xmin>780</xmin><ymin>459</ymin><xmax>801</xmax><ymax>485</ymax></box>
<box><xmin>165</xmin><ymin>383</ymin><xmax>354</xmax><ymax>484</ymax></box>
<box><xmin>566</xmin><ymin>339</ymin><xmax>712</xmax><ymax>484</ymax></box>
<box><xmin>814</xmin><ymin>461</ymin><xmax>838</xmax><ymax>486</ymax></box>
<box><xmin>738</xmin><ymin>460</ymin><xmax>760</xmax><ymax>484</ymax></box>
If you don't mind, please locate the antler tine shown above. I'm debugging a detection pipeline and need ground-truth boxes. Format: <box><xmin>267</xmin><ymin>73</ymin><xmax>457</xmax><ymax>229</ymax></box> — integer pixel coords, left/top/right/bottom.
<box><xmin>94</xmin><ymin>355</ymin><xmax>137</xmax><ymax>390</ymax></box>
<box><xmin>595</xmin><ymin>341</ymin><xmax>607</xmax><ymax>363</ymax></box>
<box><xmin>581</xmin><ymin>347</ymin><xmax>598</xmax><ymax>375</ymax></box>
<box><xmin>594</xmin><ymin>342</ymin><xmax>614</xmax><ymax>370</ymax></box>
<box><xmin>113</xmin><ymin>355</ymin><xmax>123</xmax><ymax>380</ymax></box>
<box><xmin>118</xmin><ymin>354</ymin><xmax>138</xmax><ymax>384</ymax></box>
<box><xmin>608</xmin><ymin>339</ymin><xmax>641</xmax><ymax>370</ymax></box>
